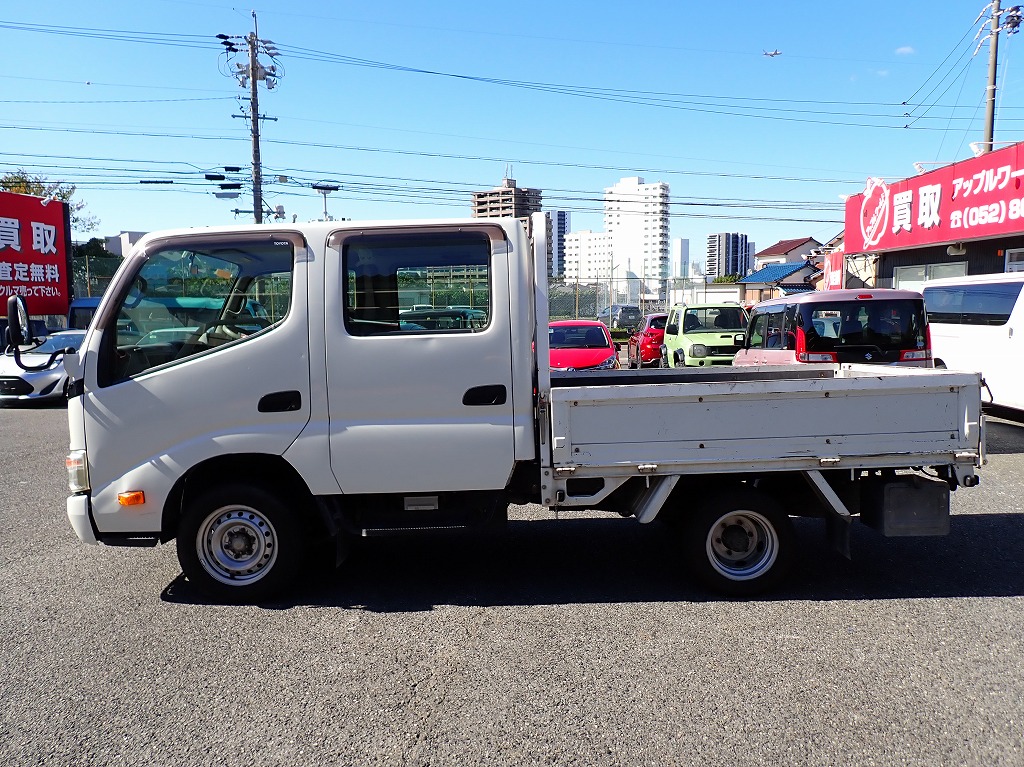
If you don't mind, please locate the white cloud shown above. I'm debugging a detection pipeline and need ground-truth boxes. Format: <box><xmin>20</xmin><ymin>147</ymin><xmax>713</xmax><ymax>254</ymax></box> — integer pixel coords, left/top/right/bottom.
<box><xmin>895</xmin><ymin>46</ymin><xmax>915</xmax><ymax>55</ymax></box>
<box><xmin>876</xmin><ymin>69</ymin><xmax>890</xmax><ymax>77</ymax></box>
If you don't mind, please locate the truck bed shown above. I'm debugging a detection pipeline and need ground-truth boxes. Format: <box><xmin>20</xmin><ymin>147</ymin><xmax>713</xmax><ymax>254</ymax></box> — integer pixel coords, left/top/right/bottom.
<box><xmin>546</xmin><ymin>364</ymin><xmax>983</xmax><ymax>477</ymax></box>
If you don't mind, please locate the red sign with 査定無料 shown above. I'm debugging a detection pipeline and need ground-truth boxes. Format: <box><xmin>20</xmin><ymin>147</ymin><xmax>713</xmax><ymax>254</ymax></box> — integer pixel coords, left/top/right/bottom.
<box><xmin>844</xmin><ymin>141</ymin><xmax>1024</xmax><ymax>254</ymax></box>
<box><xmin>0</xmin><ymin>190</ymin><xmax>72</xmax><ymax>315</ymax></box>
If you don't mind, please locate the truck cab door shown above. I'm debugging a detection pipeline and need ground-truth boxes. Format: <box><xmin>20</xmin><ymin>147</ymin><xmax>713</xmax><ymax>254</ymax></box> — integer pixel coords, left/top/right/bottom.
<box><xmin>323</xmin><ymin>225</ymin><xmax>517</xmax><ymax>494</ymax></box>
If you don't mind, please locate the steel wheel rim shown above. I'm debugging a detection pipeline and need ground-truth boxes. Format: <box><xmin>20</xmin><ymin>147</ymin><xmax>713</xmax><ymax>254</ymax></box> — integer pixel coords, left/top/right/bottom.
<box><xmin>196</xmin><ymin>504</ymin><xmax>279</xmax><ymax>586</ymax></box>
<box><xmin>705</xmin><ymin>509</ymin><xmax>779</xmax><ymax>581</ymax></box>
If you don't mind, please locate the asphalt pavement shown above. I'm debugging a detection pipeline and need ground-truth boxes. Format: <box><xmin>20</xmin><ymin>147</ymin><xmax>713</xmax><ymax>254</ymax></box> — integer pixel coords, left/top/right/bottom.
<box><xmin>1</xmin><ymin>404</ymin><xmax>1022</xmax><ymax>766</ymax></box>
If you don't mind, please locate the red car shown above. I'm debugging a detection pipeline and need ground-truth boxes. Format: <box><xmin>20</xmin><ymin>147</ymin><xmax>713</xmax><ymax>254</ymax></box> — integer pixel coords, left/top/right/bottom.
<box><xmin>548</xmin><ymin>320</ymin><xmax>620</xmax><ymax>371</ymax></box>
<box><xmin>626</xmin><ymin>313</ymin><xmax>668</xmax><ymax>368</ymax></box>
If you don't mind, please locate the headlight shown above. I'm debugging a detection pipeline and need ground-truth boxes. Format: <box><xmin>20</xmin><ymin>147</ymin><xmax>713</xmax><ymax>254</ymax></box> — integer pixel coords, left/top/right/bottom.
<box><xmin>66</xmin><ymin>450</ymin><xmax>90</xmax><ymax>493</ymax></box>
<box><xmin>594</xmin><ymin>354</ymin><xmax>619</xmax><ymax>369</ymax></box>
<box><xmin>690</xmin><ymin>344</ymin><xmax>708</xmax><ymax>358</ymax></box>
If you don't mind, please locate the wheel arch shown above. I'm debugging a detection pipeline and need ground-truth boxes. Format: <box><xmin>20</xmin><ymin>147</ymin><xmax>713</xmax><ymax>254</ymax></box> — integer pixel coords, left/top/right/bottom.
<box><xmin>161</xmin><ymin>453</ymin><xmax>319</xmax><ymax>543</ymax></box>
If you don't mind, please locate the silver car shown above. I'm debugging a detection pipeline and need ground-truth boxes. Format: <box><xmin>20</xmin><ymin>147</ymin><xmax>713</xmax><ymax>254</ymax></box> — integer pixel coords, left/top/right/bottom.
<box><xmin>0</xmin><ymin>330</ymin><xmax>86</xmax><ymax>403</ymax></box>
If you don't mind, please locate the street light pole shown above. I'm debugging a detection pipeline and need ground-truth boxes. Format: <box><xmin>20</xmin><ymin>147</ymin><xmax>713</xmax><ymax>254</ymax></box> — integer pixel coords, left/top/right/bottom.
<box><xmin>312</xmin><ymin>182</ymin><xmax>339</xmax><ymax>221</ymax></box>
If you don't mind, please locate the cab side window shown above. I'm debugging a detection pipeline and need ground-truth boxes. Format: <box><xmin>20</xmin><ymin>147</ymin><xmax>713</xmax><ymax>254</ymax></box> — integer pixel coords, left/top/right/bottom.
<box><xmin>97</xmin><ymin>239</ymin><xmax>295</xmax><ymax>386</ymax></box>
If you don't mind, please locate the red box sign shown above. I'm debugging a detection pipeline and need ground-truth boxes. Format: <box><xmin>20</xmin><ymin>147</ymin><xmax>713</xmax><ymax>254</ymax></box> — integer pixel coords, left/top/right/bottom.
<box><xmin>844</xmin><ymin>141</ymin><xmax>1024</xmax><ymax>254</ymax></box>
<box><xmin>0</xmin><ymin>190</ymin><xmax>72</xmax><ymax>315</ymax></box>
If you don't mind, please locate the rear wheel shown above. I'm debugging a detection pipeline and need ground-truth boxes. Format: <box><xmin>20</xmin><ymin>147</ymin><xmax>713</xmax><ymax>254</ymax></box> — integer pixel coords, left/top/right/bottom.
<box><xmin>177</xmin><ymin>483</ymin><xmax>306</xmax><ymax>602</ymax></box>
<box><xmin>682</xmin><ymin>489</ymin><xmax>795</xmax><ymax>596</ymax></box>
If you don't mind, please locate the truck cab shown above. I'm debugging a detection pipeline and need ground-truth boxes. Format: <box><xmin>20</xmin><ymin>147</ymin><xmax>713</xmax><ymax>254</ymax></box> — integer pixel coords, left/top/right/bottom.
<box><xmin>660</xmin><ymin>302</ymin><xmax>748</xmax><ymax>367</ymax></box>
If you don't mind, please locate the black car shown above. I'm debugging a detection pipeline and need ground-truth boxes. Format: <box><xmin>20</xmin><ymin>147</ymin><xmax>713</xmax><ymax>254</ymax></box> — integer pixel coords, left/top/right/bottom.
<box><xmin>597</xmin><ymin>304</ymin><xmax>642</xmax><ymax>329</ymax></box>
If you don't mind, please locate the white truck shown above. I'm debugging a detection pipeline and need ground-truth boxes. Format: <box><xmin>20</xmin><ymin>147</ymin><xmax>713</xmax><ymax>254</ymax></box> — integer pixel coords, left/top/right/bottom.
<box><xmin>6</xmin><ymin>214</ymin><xmax>984</xmax><ymax>601</ymax></box>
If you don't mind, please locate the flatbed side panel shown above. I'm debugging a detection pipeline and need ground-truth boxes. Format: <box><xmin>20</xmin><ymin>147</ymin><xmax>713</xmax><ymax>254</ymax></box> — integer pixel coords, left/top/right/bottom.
<box><xmin>548</xmin><ymin>369</ymin><xmax>982</xmax><ymax>473</ymax></box>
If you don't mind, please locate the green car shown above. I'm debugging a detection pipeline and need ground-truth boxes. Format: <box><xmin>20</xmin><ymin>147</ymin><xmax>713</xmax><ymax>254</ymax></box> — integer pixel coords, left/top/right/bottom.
<box><xmin>661</xmin><ymin>303</ymin><xmax>749</xmax><ymax>367</ymax></box>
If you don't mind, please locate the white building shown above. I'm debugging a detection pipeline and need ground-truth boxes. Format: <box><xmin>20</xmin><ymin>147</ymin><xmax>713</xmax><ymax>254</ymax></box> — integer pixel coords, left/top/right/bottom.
<box><xmin>564</xmin><ymin>230</ymin><xmax>615</xmax><ymax>282</ymax></box>
<box><xmin>603</xmin><ymin>176</ymin><xmax>670</xmax><ymax>290</ymax></box>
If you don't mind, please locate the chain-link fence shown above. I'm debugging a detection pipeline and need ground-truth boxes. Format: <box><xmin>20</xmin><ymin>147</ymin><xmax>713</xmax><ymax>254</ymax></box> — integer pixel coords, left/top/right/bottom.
<box><xmin>549</xmin><ymin>277</ymin><xmax>672</xmax><ymax>320</ymax></box>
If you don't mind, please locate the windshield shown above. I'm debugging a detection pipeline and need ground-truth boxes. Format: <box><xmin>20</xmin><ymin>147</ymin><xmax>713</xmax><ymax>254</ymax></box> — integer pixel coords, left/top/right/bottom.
<box><xmin>549</xmin><ymin>325</ymin><xmax>611</xmax><ymax>349</ymax></box>
<box><xmin>683</xmin><ymin>307</ymin><xmax>747</xmax><ymax>332</ymax></box>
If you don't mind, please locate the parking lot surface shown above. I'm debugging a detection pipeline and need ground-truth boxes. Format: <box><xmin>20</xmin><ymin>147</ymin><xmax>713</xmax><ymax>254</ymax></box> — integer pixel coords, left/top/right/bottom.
<box><xmin>1</xmin><ymin>405</ymin><xmax>1022</xmax><ymax>766</ymax></box>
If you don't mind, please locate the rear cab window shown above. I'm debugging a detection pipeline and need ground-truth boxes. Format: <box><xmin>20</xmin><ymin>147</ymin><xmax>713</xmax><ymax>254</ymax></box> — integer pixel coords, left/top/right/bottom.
<box><xmin>341</xmin><ymin>232</ymin><xmax>491</xmax><ymax>336</ymax></box>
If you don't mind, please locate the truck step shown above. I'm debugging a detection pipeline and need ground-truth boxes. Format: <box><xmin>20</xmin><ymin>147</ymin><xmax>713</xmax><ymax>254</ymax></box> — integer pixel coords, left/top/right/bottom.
<box><xmin>361</xmin><ymin>524</ymin><xmax>470</xmax><ymax>537</ymax></box>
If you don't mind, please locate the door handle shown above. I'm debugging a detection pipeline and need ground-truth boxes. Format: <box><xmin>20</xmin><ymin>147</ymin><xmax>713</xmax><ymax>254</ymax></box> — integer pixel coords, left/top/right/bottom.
<box><xmin>463</xmin><ymin>384</ymin><xmax>507</xmax><ymax>406</ymax></box>
<box><xmin>258</xmin><ymin>390</ymin><xmax>302</xmax><ymax>412</ymax></box>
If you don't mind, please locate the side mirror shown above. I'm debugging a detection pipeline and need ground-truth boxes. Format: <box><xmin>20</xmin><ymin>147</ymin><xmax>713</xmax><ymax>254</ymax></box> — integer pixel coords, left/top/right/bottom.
<box><xmin>665</xmin><ymin>323</ymin><xmax>678</xmax><ymax>336</ymax></box>
<box><xmin>734</xmin><ymin>333</ymin><xmax>746</xmax><ymax>346</ymax></box>
<box><xmin>6</xmin><ymin>295</ymin><xmax>34</xmax><ymax>347</ymax></box>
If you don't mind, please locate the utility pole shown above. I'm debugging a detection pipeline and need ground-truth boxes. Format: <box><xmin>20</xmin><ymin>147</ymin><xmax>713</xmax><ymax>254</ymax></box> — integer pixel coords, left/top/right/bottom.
<box><xmin>981</xmin><ymin>1</ymin><xmax>1022</xmax><ymax>153</ymax></box>
<box><xmin>983</xmin><ymin>0</ymin><xmax>1002</xmax><ymax>154</ymax></box>
<box><xmin>217</xmin><ymin>14</ymin><xmax>281</xmax><ymax>223</ymax></box>
<box><xmin>248</xmin><ymin>14</ymin><xmax>264</xmax><ymax>223</ymax></box>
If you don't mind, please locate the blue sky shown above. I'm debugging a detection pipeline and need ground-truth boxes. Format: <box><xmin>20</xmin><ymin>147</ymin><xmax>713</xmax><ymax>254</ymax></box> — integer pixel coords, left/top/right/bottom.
<box><xmin>4</xmin><ymin>0</ymin><xmax>1023</xmax><ymax>256</ymax></box>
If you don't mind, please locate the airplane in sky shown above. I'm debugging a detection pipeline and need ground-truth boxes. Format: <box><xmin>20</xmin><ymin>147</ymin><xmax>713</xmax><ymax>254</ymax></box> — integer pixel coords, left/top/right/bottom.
<box><xmin>763</xmin><ymin>49</ymin><xmax>782</xmax><ymax>57</ymax></box>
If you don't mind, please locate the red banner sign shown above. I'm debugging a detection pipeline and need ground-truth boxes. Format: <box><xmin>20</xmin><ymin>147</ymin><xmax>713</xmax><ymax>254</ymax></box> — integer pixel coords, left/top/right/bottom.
<box><xmin>844</xmin><ymin>141</ymin><xmax>1024</xmax><ymax>254</ymax></box>
<box><xmin>822</xmin><ymin>246</ymin><xmax>845</xmax><ymax>290</ymax></box>
<box><xmin>0</xmin><ymin>190</ymin><xmax>72</xmax><ymax>315</ymax></box>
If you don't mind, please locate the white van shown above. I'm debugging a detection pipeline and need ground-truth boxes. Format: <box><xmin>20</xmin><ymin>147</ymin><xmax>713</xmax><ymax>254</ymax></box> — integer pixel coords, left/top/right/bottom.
<box><xmin>922</xmin><ymin>272</ymin><xmax>1024</xmax><ymax>413</ymax></box>
<box><xmin>733</xmin><ymin>288</ymin><xmax>931</xmax><ymax>368</ymax></box>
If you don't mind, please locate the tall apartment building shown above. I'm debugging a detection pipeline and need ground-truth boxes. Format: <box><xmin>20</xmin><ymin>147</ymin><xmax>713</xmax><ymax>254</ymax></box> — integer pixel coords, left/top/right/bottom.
<box><xmin>603</xmin><ymin>176</ymin><xmax>670</xmax><ymax>292</ymax></box>
<box><xmin>706</xmin><ymin>233</ymin><xmax>755</xmax><ymax>279</ymax></box>
<box><xmin>471</xmin><ymin>177</ymin><xmax>542</xmax><ymax>221</ymax></box>
<box><xmin>471</xmin><ymin>177</ymin><xmax>550</xmax><ymax>272</ymax></box>
<box><xmin>549</xmin><ymin>210</ymin><xmax>571</xmax><ymax>278</ymax></box>
<box><xmin>671</xmin><ymin>238</ymin><xmax>702</xmax><ymax>280</ymax></box>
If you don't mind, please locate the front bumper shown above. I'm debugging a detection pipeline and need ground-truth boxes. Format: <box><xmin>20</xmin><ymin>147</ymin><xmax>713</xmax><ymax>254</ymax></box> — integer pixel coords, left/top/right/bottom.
<box><xmin>67</xmin><ymin>494</ymin><xmax>98</xmax><ymax>544</ymax></box>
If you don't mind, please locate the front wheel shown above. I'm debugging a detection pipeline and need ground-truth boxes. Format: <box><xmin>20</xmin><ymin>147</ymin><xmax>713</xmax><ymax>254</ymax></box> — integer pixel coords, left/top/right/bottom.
<box><xmin>682</xmin><ymin>489</ymin><xmax>795</xmax><ymax>596</ymax></box>
<box><xmin>177</xmin><ymin>483</ymin><xmax>306</xmax><ymax>602</ymax></box>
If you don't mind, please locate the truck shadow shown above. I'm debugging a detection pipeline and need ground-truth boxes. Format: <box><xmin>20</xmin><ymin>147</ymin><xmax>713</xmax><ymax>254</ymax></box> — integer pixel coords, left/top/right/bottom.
<box><xmin>985</xmin><ymin>415</ymin><xmax>1024</xmax><ymax>455</ymax></box>
<box><xmin>161</xmin><ymin>511</ymin><xmax>1024</xmax><ymax>610</ymax></box>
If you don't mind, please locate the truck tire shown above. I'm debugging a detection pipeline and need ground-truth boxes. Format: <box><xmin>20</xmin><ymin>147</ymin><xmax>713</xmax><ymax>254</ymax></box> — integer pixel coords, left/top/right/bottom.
<box><xmin>683</xmin><ymin>489</ymin><xmax>794</xmax><ymax>596</ymax></box>
<box><xmin>177</xmin><ymin>483</ymin><xmax>305</xmax><ymax>602</ymax></box>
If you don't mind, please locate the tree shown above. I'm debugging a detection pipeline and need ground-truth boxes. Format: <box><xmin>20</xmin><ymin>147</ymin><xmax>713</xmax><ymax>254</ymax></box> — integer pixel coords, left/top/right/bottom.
<box><xmin>0</xmin><ymin>169</ymin><xmax>99</xmax><ymax>232</ymax></box>
<box><xmin>71</xmin><ymin>238</ymin><xmax>121</xmax><ymax>298</ymax></box>
<box><xmin>713</xmin><ymin>274</ymin><xmax>740</xmax><ymax>283</ymax></box>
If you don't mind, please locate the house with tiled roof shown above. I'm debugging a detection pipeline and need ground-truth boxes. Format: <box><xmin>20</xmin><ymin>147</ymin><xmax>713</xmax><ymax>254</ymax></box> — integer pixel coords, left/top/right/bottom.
<box><xmin>752</xmin><ymin>237</ymin><xmax>821</xmax><ymax>271</ymax></box>
<box><xmin>736</xmin><ymin>260</ymin><xmax>820</xmax><ymax>308</ymax></box>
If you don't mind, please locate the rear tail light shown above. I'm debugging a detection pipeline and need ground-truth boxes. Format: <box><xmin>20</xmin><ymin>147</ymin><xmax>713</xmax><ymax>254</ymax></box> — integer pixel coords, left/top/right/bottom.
<box><xmin>795</xmin><ymin>327</ymin><xmax>837</xmax><ymax>363</ymax></box>
<box><xmin>900</xmin><ymin>349</ymin><xmax>931</xmax><ymax>361</ymax></box>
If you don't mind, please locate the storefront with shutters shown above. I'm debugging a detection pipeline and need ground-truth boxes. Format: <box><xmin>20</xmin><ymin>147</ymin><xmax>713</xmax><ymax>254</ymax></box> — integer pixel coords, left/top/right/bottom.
<box><xmin>842</xmin><ymin>141</ymin><xmax>1024</xmax><ymax>290</ymax></box>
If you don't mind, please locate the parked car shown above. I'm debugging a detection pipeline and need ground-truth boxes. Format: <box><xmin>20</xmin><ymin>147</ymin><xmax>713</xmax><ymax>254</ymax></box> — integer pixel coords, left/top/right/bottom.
<box><xmin>395</xmin><ymin>308</ymin><xmax>487</xmax><ymax>330</ymax></box>
<box><xmin>67</xmin><ymin>296</ymin><xmax>102</xmax><ymax>330</ymax></box>
<box><xmin>549</xmin><ymin>320</ymin><xmax>620</xmax><ymax>371</ymax></box>
<box><xmin>597</xmin><ymin>304</ymin><xmax>642</xmax><ymax>329</ymax></box>
<box><xmin>626</xmin><ymin>312</ymin><xmax>668</xmax><ymax>368</ymax></box>
<box><xmin>661</xmin><ymin>303</ymin><xmax>749</xmax><ymax>367</ymax></box>
<box><xmin>0</xmin><ymin>330</ymin><xmax>86</xmax><ymax>403</ymax></box>
<box><xmin>733</xmin><ymin>289</ymin><xmax>931</xmax><ymax>367</ymax></box>
<box><xmin>923</xmin><ymin>273</ymin><xmax>1023</xmax><ymax>411</ymax></box>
